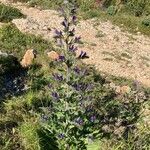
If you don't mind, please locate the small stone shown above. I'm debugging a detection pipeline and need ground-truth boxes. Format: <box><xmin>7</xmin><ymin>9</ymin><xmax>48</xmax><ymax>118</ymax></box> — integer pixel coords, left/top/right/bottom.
<box><xmin>109</xmin><ymin>82</ymin><xmax>116</xmax><ymax>89</ymax></box>
<box><xmin>20</xmin><ymin>49</ymin><xmax>37</xmax><ymax>68</ymax></box>
<box><xmin>47</xmin><ymin>51</ymin><xmax>59</xmax><ymax>60</ymax></box>
<box><xmin>116</xmin><ymin>85</ymin><xmax>131</xmax><ymax>94</ymax></box>
<box><xmin>137</xmin><ymin>32</ymin><xmax>141</xmax><ymax>35</ymax></box>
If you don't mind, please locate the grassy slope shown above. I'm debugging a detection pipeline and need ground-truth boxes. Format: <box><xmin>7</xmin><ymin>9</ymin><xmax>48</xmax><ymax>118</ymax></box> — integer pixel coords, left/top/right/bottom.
<box><xmin>0</xmin><ymin>2</ymin><xmax>150</xmax><ymax>150</ymax></box>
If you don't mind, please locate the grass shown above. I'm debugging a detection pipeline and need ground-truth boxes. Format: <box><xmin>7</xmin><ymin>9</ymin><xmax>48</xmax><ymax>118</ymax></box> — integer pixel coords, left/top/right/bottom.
<box><xmin>0</xmin><ymin>24</ymin><xmax>52</xmax><ymax>58</ymax></box>
<box><xmin>0</xmin><ymin>4</ymin><xmax>25</xmax><ymax>22</ymax></box>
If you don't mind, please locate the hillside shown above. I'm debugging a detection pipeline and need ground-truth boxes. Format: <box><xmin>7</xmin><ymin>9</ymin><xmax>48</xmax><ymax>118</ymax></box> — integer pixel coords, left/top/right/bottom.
<box><xmin>0</xmin><ymin>0</ymin><xmax>150</xmax><ymax>150</ymax></box>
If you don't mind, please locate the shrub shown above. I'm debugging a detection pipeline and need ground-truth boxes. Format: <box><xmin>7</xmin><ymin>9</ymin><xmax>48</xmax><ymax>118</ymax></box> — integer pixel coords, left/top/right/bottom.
<box><xmin>126</xmin><ymin>0</ymin><xmax>148</xmax><ymax>16</ymax></box>
<box><xmin>107</xmin><ymin>5</ymin><xmax>118</xmax><ymax>16</ymax></box>
<box><xmin>142</xmin><ymin>17</ymin><xmax>150</xmax><ymax>27</ymax></box>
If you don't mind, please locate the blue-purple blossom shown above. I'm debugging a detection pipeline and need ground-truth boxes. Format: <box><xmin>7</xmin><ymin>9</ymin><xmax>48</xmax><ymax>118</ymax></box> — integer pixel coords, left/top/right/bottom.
<box><xmin>73</xmin><ymin>66</ymin><xmax>80</xmax><ymax>74</ymax></box>
<box><xmin>87</xmin><ymin>84</ymin><xmax>94</xmax><ymax>91</ymax></box>
<box><xmin>75</xmin><ymin>117</ymin><xmax>84</xmax><ymax>125</ymax></box>
<box><xmin>69</xmin><ymin>45</ymin><xmax>77</xmax><ymax>52</ymax></box>
<box><xmin>78</xmin><ymin>51</ymin><xmax>87</xmax><ymax>59</ymax></box>
<box><xmin>74</xmin><ymin>36</ymin><xmax>81</xmax><ymax>43</ymax></box>
<box><xmin>73</xmin><ymin>83</ymin><xmax>89</xmax><ymax>91</ymax></box>
<box><xmin>72</xmin><ymin>15</ymin><xmax>77</xmax><ymax>24</ymax></box>
<box><xmin>54</xmin><ymin>29</ymin><xmax>63</xmax><ymax>38</ymax></box>
<box><xmin>61</xmin><ymin>18</ymin><xmax>68</xmax><ymax>28</ymax></box>
<box><xmin>90</xmin><ymin>115</ymin><xmax>96</xmax><ymax>122</ymax></box>
<box><xmin>58</xmin><ymin>133</ymin><xmax>65</xmax><ymax>139</ymax></box>
<box><xmin>52</xmin><ymin>92</ymin><xmax>59</xmax><ymax>100</ymax></box>
<box><xmin>53</xmin><ymin>73</ymin><xmax>63</xmax><ymax>81</ymax></box>
<box><xmin>58</xmin><ymin>55</ymin><xmax>65</xmax><ymax>61</ymax></box>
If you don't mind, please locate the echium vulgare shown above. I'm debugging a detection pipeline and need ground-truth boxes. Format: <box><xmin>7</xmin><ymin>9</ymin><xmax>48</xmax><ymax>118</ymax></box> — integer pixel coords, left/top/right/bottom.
<box><xmin>41</xmin><ymin>0</ymin><xmax>100</xmax><ymax>149</ymax></box>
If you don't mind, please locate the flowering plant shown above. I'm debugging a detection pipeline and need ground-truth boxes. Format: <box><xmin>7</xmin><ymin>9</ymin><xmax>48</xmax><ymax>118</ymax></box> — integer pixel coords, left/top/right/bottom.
<box><xmin>41</xmin><ymin>0</ymin><xmax>101</xmax><ymax>149</ymax></box>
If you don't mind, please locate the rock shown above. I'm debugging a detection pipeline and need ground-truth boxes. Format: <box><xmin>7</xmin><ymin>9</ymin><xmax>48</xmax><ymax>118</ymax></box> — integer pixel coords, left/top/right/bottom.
<box><xmin>109</xmin><ymin>82</ymin><xmax>116</xmax><ymax>89</ymax></box>
<box><xmin>47</xmin><ymin>51</ymin><xmax>59</xmax><ymax>60</ymax></box>
<box><xmin>20</xmin><ymin>49</ymin><xmax>37</xmax><ymax>68</ymax></box>
<box><xmin>116</xmin><ymin>85</ymin><xmax>131</xmax><ymax>94</ymax></box>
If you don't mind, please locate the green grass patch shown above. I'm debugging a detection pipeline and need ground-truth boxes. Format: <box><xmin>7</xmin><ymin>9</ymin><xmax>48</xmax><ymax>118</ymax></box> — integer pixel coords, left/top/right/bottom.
<box><xmin>20</xmin><ymin>122</ymin><xmax>41</xmax><ymax>150</ymax></box>
<box><xmin>0</xmin><ymin>4</ymin><xmax>25</xmax><ymax>22</ymax></box>
<box><xmin>0</xmin><ymin>24</ymin><xmax>52</xmax><ymax>59</ymax></box>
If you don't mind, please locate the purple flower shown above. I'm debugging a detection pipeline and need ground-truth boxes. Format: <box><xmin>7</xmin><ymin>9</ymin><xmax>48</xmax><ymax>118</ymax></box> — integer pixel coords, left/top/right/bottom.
<box><xmin>52</xmin><ymin>73</ymin><xmax>63</xmax><ymax>81</ymax></box>
<box><xmin>74</xmin><ymin>36</ymin><xmax>81</xmax><ymax>43</ymax></box>
<box><xmin>73</xmin><ymin>66</ymin><xmax>80</xmax><ymax>74</ymax></box>
<box><xmin>75</xmin><ymin>117</ymin><xmax>83</xmax><ymax>125</ymax></box>
<box><xmin>54</xmin><ymin>29</ymin><xmax>62</xmax><ymax>38</ymax></box>
<box><xmin>90</xmin><ymin>115</ymin><xmax>96</xmax><ymax>122</ymax></box>
<box><xmin>73</xmin><ymin>83</ymin><xmax>88</xmax><ymax>91</ymax></box>
<box><xmin>78</xmin><ymin>51</ymin><xmax>88</xmax><ymax>59</ymax></box>
<box><xmin>73</xmin><ymin>83</ymin><xmax>79</xmax><ymax>91</ymax></box>
<box><xmin>58</xmin><ymin>133</ymin><xmax>65</xmax><ymax>139</ymax></box>
<box><xmin>72</xmin><ymin>15</ymin><xmax>77</xmax><ymax>24</ymax></box>
<box><xmin>58</xmin><ymin>55</ymin><xmax>65</xmax><ymax>61</ymax></box>
<box><xmin>52</xmin><ymin>92</ymin><xmax>59</xmax><ymax>100</ymax></box>
<box><xmin>69</xmin><ymin>45</ymin><xmax>77</xmax><ymax>52</ymax></box>
<box><xmin>61</xmin><ymin>18</ymin><xmax>68</xmax><ymax>28</ymax></box>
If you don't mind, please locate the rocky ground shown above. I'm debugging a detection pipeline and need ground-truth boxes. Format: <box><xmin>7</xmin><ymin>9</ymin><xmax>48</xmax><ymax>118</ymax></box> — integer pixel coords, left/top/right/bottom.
<box><xmin>0</xmin><ymin>0</ymin><xmax>150</xmax><ymax>87</ymax></box>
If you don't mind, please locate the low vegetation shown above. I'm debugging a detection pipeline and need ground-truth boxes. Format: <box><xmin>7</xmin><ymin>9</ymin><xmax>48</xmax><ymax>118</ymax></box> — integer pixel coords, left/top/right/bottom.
<box><xmin>0</xmin><ymin>4</ymin><xmax>25</xmax><ymax>22</ymax></box>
